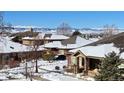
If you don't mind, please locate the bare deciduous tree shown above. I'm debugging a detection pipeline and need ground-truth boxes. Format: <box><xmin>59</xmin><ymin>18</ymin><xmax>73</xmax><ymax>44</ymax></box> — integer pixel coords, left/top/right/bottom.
<box><xmin>57</xmin><ymin>22</ymin><xmax>72</xmax><ymax>36</ymax></box>
<box><xmin>0</xmin><ymin>12</ymin><xmax>13</xmax><ymax>35</ymax></box>
<box><xmin>0</xmin><ymin>12</ymin><xmax>4</xmax><ymax>33</ymax></box>
<box><xmin>103</xmin><ymin>24</ymin><xmax>119</xmax><ymax>38</ymax></box>
<box><xmin>30</xmin><ymin>30</ymin><xmax>41</xmax><ymax>73</ymax></box>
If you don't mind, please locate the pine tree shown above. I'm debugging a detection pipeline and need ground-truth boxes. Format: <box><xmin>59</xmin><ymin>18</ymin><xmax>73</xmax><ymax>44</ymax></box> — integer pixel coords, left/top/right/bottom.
<box><xmin>72</xmin><ymin>30</ymin><xmax>82</xmax><ymax>36</ymax></box>
<box><xmin>95</xmin><ymin>51</ymin><xmax>124</xmax><ymax>81</ymax></box>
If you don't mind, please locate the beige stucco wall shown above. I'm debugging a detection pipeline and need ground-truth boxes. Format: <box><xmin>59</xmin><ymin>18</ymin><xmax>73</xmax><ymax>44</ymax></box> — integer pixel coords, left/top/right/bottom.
<box><xmin>71</xmin><ymin>51</ymin><xmax>88</xmax><ymax>70</ymax></box>
<box><xmin>22</xmin><ymin>40</ymin><xmax>34</xmax><ymax>46</ymax></box>
<box><xmin>59</xmin><ymin>50</ymin><xmax>65</xmax><ymax>55</ymax></box>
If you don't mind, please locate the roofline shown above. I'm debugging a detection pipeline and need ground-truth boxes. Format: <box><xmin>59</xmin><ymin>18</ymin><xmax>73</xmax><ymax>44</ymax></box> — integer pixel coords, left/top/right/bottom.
<box><xmin>73</xmin><ymin>50</ymin><xmax>86</xmax><ymax>56</ymax></box>
<box><xmin>0</xmin><ymin>50</ymin><xmax>45</xmax><ymax>54</ymax></box>
<box><xmin>87</xmin><ymin>56</ymin><xmax>103</xmax><ymax>59</ymax></box>
<box><xmin>44</xmin><ymin>46</ymin><xmax>85</xmax><ymax>50</ymax></box>
<box><xmin>72</xmin><ymin>50</ymin><xmax>104</xmax><ymax>59</ymax></box>
<box><xmin>22</xmin><ymin>38</ymin><xmax>67</xmax><ymax>41</ymax></box>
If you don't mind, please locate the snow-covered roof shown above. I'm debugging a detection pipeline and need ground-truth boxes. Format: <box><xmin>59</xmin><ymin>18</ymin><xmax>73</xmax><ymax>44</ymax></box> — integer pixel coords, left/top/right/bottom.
<box><xmin>44</xmin><ymin>41</ymin><xmax>66</xmax><ymax>49</ymax></box>
<box><xmin>37</xmin><ymin>33</ymin><xmax>45</xmax><ymax>39</ymax></box>
<box><xmin>120</xmin><ymin>53</ymin><xmax>124</xmax><ymax>59</ymax></box>
<box><xmin>0</xmin><ymin>37</ymin><xmax>28</xmax><ymax>53</ymax></box>
<box><xmin>80</xmin><ymin>30</ymin><xmax>103</xmax><ymax>34</ymax></box>
<box><xmin>44</xmin><ymin>36</ymin><xmax>94</xmax><ymax>49</ymax></box>
<box><xmin>22</xmin><ymin>37</ymin><xmax>35</xmax><ymax>40</ymax></box>
<box><xmin>22</xmin><ymin>33</ymin><xmax>44</xmax><ymax>40</ymax></box>
<box><xmin>0</xmin><ymin>37</ymin><xmax>45</xmax><ymax>53</ymax></box>
<box><xmin>44</xmin><ymin>34</ymin><xmax>69</xmax><ymax>40</ymax></box>
<box><xmin>70</xmin><ymin>43</ymin><xmax>124</xmax><ymax>58</ymax></box>
<box><xmin>22</xmin><ymin>34</ymin><xmax>69</xmax><ymax>40</ymax></box>
<box><xmin>73</xmin><ymin>36</ymin><xmax>93</xmax><ymax>47</ymax></box>
<box><xmin>89</xmin><ymin>38</ymin><xmax>99</xmax><ymax>42</ymax></box>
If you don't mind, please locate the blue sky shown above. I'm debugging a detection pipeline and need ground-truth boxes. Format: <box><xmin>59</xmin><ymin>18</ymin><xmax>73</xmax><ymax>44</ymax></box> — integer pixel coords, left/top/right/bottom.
<box><xmin>4</xmin><ymin>11</ymin><xmax>124</xmax><ymax>28</ymax></box>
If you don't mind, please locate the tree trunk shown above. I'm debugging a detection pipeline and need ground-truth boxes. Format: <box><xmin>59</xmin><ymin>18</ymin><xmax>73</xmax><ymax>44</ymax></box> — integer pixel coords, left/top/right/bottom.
<box><xmin>25</xmin><ymin>62</ymin><xmax>28</xmax><ymax>79</ymax></box>
<box><xmin>35</xmin><ymin>60</ymin><xmax>38</xmax><ymax>73</ymax></box>
<box><xmin>30</xmin><ymin>71</ymin><xmax>33</xmax><ymax>81</ymax></box>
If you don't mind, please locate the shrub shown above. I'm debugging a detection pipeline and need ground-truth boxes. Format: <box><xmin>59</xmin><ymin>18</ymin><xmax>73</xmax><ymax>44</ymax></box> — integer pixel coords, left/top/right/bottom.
<box><xmin>55</xmin><ymin>66</ymin><xmax>60</xmax><ymax>70</ymax></box>
<box><xmin>63</xmin><ymin>65</ymin><xmax>66</xmax><ymax>69</ymax></box>
<box><xmin>42</xmin><ymin>50</ymin><xmax>55</xmax><ymax>61</ymax></box>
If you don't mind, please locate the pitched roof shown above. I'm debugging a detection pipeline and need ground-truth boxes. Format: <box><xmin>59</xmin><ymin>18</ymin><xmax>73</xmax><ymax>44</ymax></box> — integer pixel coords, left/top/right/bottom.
<box><xmin>0</xmin><ymin>37</ymin><xmax>28</xmax><ymax>53</ymax></box>
<box><xmin>61</xmin><ymin>35</ymin><xmax>77</xmax><ymax>45</ymax></box>
<box><xmin>70</xmin><ymin>43</ymin><xmax>123</xmax><ymax>58</ymax></box>
<box><xmin>86</xmin><ymin>32</ymin><xmax>124</xmax><ymax>48</ymax></box>
<box><xmin>44</xmin><ymin>41</ymin><xmax>66</xmax><ymax>49</ymax></box>
<box><xmin>45</xmin><ymin>34</ymin><xmax>69</xmax><ymax>40</ymax></box>
<box><xmin>10</xmin><ymin>31</ymin><xmax>39</xmax><ymax>37</ymax></box>
<box><xmin>44</xmin><ymin>35</ymin><xmax>93</xmax><ymax>49</ymax></box>
<box><xmin>44</xmin><ymin>34</ymin><xmax>52</xmax><ymax>38</ymax></box>
<box><xmin>0</xmin><ymin>37</ymin><xmax>45</xmax><ymax>53</ymax></box>
<box><xmin>61</xmin><ymin>35</ymin><xmax>93</xmax><ymax>46</ymax></box>
<box><xmin>22</xmin><ymin>34</ymin><xmax>69</xmax><ymax>40</ymax></box>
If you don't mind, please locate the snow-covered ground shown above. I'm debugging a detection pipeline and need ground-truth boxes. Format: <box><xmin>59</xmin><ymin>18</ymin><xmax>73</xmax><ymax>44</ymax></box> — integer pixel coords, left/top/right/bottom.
<box><xmin>0</xmin><ymin>59</ymin><xmax>92</xmax><ymax>81</ymax></box>
<box><xmin>20</xmin><ymin>59</ymin><xmax>67</xmax><ymax>71</ymax></box>
<box><xmin>40</xmin><ymin>72</ymin><xmax>81</xmax><ymax>81</ymax></box>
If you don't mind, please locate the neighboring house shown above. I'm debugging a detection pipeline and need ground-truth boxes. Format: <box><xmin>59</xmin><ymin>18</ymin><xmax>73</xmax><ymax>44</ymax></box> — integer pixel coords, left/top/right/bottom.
<box><xmin>44</xmin><ymin>35</ymin><xmax>94</xmax><ymax>55</ymax></box>
<box><xmin>22</xmin><ymin>33</ymin><xmax>69</xmax><ymax>46</ymax></box>
<box><xmin>43</xmin><ymin>34</ymin><xmax>69</xmax><ymax>44</ymax></box>
<box><xmin>86</xmin><ymin>32</ymin><xmax>124</xmax><ymax>48</ymax></box>
<box><xmin>0</xmin><ymin>36</ymin><xmax>45</xmax><ymax>69</ymax></box>
<box><xmin>22</xmin><ymin>37</ymin><xmax>44</xmax><ymax>46</ymax></box>
<box><xmin>10</xmin><ymin>28</ymin><xmax>39</xmax><ymax>38</ymax></box>
<box><xmin>11</xmin><ymin>28</ymin><xmax>39</xmax><ymax>44</ymax></box>
<box><xmin>66</xmin><ymin>32</ymin><xmax>124</xmax><ymax>76</ymax></box>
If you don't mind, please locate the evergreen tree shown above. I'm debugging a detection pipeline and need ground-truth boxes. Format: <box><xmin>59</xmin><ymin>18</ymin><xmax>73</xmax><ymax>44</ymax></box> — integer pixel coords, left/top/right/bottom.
<box><xmin>11</xmin><ymin>36</ymin><xmax>22</xmax><ymax>43</ymax></box>
<box><xmin>72</xmin><ymin>30</ymin><xmax>82</xmax><ymax>36</ymax></box>
<box><xmin>95</xmin><ymin>51</ymin><xmax>124</xmax><ymax>81</ymax></box>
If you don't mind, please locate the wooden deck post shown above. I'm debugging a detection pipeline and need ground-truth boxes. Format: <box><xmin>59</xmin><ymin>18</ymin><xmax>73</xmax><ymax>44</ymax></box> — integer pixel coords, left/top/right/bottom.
<box><xmin>84</xmin><ymin>58</ymin><xmax>88</xmax><ymax>75</ymax></box>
